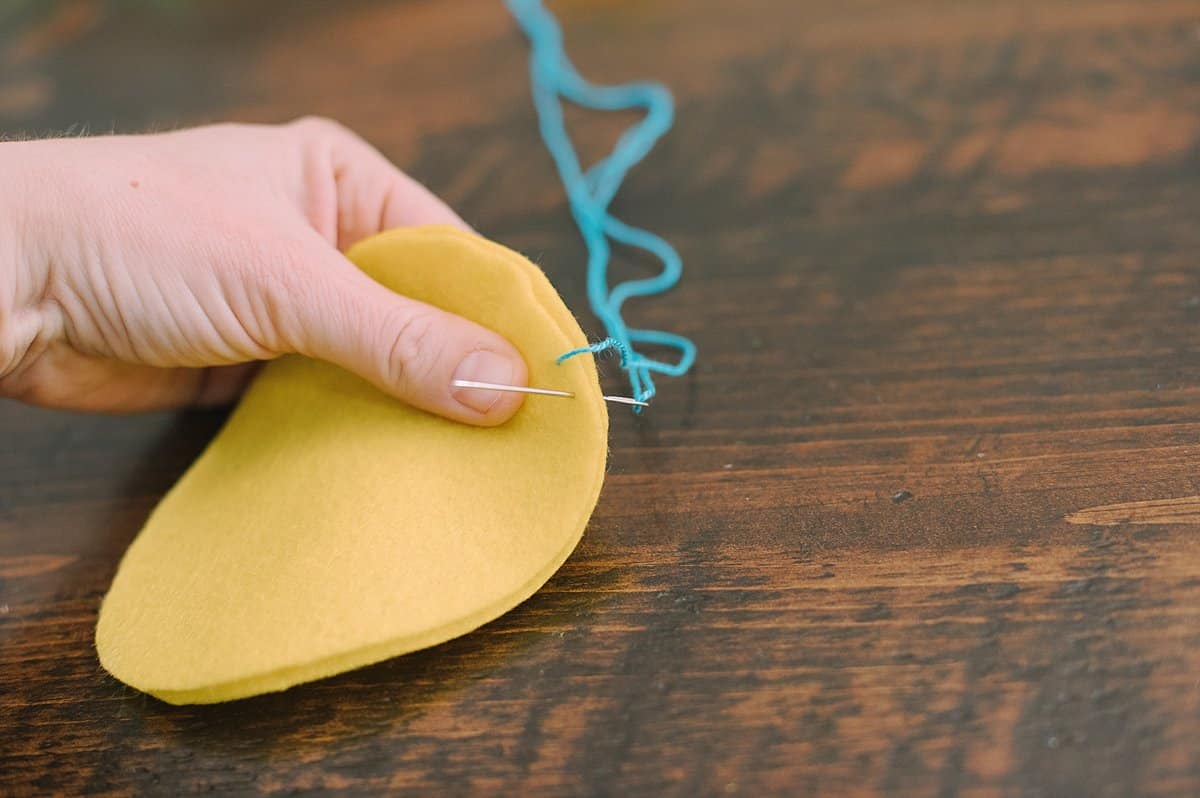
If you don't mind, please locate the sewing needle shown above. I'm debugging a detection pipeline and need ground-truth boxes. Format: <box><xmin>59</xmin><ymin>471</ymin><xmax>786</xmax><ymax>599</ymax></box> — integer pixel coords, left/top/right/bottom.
<box><xmin>451</xmin><ymin>379</ymin><xmax>649</xmax><ymax>408</ymax></box>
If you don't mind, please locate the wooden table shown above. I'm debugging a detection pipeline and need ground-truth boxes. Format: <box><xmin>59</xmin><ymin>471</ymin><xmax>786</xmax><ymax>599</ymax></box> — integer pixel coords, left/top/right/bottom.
<box><xmin>3</xmin><ymin>1</ymin><xmax>1199</xmax><ymax>794</ymax></box>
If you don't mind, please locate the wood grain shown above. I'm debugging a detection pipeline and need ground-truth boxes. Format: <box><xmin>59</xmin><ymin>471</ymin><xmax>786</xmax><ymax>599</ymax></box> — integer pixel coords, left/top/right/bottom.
<box><xmin>2</xmin><ymin>0</ymin><xmax>1200</xmax><ymax>795</ymax></box>
<box><xmin>1068</xmin><ymin>496</ymin><xmax>1200</xmax><ymax>526</ymax></box>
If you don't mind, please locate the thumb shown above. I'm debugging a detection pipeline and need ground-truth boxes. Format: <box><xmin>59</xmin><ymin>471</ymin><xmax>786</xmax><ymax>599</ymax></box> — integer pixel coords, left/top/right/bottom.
<box><xmin>280</xmin><ymin>249</ymin><xmax>528</xmax><ymax>426</ymax></box>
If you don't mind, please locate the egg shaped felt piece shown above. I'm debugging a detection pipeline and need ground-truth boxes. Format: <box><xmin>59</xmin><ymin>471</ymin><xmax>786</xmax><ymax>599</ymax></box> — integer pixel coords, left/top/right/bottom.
<box><xmin>96</xmin><ymin>226</ymin><xmax>608</xmax><ymax>704</ymax></box>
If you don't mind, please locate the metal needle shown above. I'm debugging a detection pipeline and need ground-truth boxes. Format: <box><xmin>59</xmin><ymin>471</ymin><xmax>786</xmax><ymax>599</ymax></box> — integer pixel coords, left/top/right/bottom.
<box><xmin>601</xmin><ymin>395</ymin><xmax>650</xmax><ymax>408</ymax></box>
<box><xmin>452</xmin><ymin>379</ymin><xmax>573</xmax><ymax>398</ymax></box>
<box><xmin>452</xmin><ymin>379</ymin><xmax>648</xmax><ymax>408</ymax></box>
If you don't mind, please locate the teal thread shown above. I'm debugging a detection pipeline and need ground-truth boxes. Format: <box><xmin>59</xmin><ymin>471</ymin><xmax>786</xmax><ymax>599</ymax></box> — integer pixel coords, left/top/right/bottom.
<box><xmin>506</xmin><ymin>0</ymin><xmax>697</xmax><ymax>408</ymax></box>
<box><xmin>556</xmin><ymin>337</ymin><xmax>630</xmax><ymax>368</ymax></box>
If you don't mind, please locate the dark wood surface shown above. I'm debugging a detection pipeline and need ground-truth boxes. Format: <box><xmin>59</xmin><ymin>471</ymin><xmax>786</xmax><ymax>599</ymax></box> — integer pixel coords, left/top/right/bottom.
<box><xmin>3</xmin><ymin>1</ymin><xmax>1200</xmax><ymax>794</ymax></box>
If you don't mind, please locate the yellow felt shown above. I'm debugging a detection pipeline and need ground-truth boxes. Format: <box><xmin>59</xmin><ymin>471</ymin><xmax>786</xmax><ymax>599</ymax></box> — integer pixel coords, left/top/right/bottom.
<box><xmin>95</xmin><ymin>226</ymin><xmax>608</xmax><ymax>704</ymax></box>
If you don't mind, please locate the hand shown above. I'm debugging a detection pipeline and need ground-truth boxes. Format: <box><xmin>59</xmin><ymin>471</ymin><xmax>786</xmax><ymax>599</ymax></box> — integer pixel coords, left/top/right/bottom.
<box><xmin>0</xmin><ymin>118</ymin><xmax>528</xmax><ymax>425</ymax></box>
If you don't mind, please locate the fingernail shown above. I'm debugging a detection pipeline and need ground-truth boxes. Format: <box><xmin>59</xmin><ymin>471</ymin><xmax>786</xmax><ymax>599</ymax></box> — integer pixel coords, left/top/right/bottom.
<box><xmin>452</xmin><ymin>350</ymin><xmax>516</xmax><ymax>413</ymax></box>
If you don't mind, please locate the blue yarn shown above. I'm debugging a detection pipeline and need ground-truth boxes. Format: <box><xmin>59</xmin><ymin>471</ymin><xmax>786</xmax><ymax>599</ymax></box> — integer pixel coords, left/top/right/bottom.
<box><xmin>505</xmin><ymin>0</ymin><xmax>697</xmax><ymax>408</ymax></box>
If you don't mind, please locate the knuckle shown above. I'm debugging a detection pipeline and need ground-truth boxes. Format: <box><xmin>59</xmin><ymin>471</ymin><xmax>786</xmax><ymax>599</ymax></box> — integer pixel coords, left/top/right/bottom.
<box><xmin>289</xmin><ymin>115</ymin><xmax>351</xmax><ymax>143</ymax></box>
<box><xmin>382</xmin><ymin>309</ymin><xmax>443</xmax><ymax>391</ymax></box>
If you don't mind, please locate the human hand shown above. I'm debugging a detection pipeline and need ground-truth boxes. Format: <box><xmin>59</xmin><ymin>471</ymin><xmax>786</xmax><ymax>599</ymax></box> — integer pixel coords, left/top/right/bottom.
<box><xmin>0</xmin><ymin>118</ymin><xmax>527</xmax><ymax>424</ymax></box>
